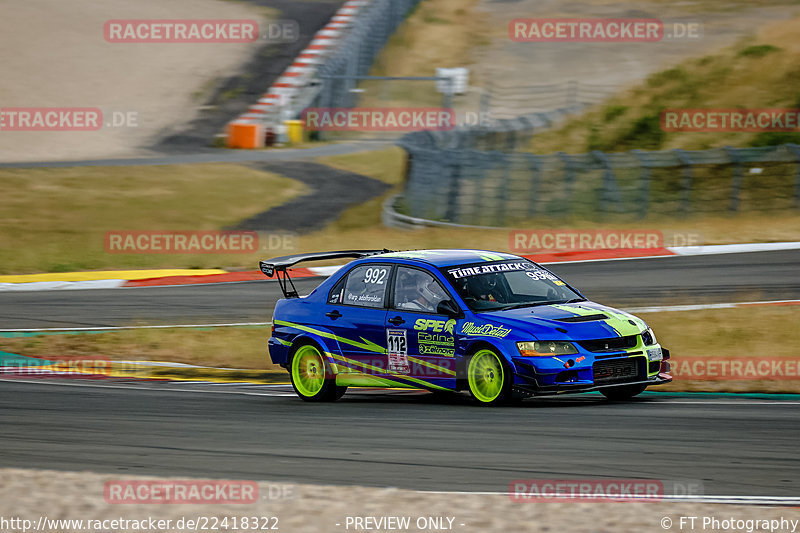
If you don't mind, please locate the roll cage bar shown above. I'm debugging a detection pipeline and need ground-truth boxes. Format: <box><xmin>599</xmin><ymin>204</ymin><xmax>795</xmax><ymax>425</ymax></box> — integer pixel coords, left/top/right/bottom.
<box><xmin>259</xmin><ymin>249</ymin><xmax>391</xmax><ymax>298</ymax></box>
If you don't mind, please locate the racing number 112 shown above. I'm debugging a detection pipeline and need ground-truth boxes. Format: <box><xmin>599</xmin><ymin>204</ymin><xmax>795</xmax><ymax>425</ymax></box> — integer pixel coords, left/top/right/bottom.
<box><xmin>388</xmin><ymin>332</ymin><xmax>406</xmax><ymax>353</ymax></box>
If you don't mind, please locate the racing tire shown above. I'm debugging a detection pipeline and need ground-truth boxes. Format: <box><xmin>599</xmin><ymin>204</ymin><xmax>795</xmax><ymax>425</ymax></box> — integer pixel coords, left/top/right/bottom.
<box><xmin>600</xmin><ymin>383</ymin><xmax>647</xmax><ymax>401</ymax></box>
<box><xmin>289</xmin><ymin>343</ymin><xmax>343</xmax><ymax>402</ymax></box>
<box><xmin>466</xmin><ymin>348</ymin><xmax>513</xmax><ymax>406</ymax></box>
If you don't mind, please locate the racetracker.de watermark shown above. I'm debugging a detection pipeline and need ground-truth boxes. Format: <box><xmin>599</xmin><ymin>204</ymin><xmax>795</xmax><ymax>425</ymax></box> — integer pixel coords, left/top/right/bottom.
<box><xmin>301</xmin><ymin>107</ymin><xmax>456</xmax><ymax>132</ymax></box>
<box><xmin>661</xmin><ymin>108</ymin><xmax>800</xmax><ymax>132</ymax></box>
<box><xmin>672</xmin><ymin>357</ymin><xmax>800</xmax><ymax>381</ymax></box>
<box><xmin>510</xmin><ymin>229</ymin><xmax>664</xmax><ymax>253</ymax></box>
<box><xmin>509</xmin><ymin>18</ymin><xmax>702</xmax><ymax>42</ymax></box>
<box><xmin>104</xmin><ymin>480</ymin><xmax>260</xmax><ymax>504</ymax></box>
<box><xmin>509</xmin><ymin>479</ymin><xmax>703</xmax><ymax>502</ymax></box>
<box><xmin>103</xmin><ymin>19</ymin><xmax>299</xmax><ymax>44</ymax></box>
<box><xmin>0</xmin><ymin>108</ymin><xmax>138</xmax><ymax>131</ymax></box>
<box><xmin>0</xmin><ymin>355</ymin><xmax>111</xmax><ymax>379</ymax></box>
<box><xmin>104</xmin><ymin>231</ymin><xmax>296</xmax><ymax>254</ymax></box>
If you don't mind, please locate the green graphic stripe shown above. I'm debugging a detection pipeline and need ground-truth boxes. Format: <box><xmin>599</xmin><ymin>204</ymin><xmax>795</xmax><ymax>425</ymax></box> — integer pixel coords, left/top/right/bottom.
<box><xmin>551</xmin><ymin>304</ymin><xmax>644</xmax><ymax>337</ymax></box>
<box><xmin>328</xmin><ymin>352</ymin><xmax>449</xmax><ymax>391</ymax></box>
<box><xmin>335</xmin><ymin>373</ymin><xmax>411</xmax><ymax>389</ymax></box>
<box><xmin>275</xmin><ymin>320</ymin><xmax>456</xmax><ymax>390</ymax></box>
<box><xmin>603</xmin><ymin>308</ymin><xmax>647</xmax><ymax>336</ymax></box>
<box><xmin>274</xmin><ymin>320</ymin><xmax>384</xmax><ymax>353</ymax></box>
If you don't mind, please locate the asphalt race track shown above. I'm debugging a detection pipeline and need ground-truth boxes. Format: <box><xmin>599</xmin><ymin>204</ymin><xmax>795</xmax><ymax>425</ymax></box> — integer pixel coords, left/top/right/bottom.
<box><xmin>1</xmin><ymin>249</ymin><xmax>798</xmax><ymax>329</ymax></box>
<box><xmin>0</xmin><ymin>380</ymin><xmax>798</xmax><ymax>496</ymax></box>
<box><xmin>1</xmin><ymin>249</ymin><xmax>799</xmax><ymax>497</ymax></box>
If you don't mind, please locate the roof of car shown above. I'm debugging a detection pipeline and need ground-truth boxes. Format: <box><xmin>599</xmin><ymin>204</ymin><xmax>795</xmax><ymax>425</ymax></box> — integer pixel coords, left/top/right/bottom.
<box><xmin>374</xmin><ymin>249</ymin><xmax>523</xmax><ymax>268</ymax></box>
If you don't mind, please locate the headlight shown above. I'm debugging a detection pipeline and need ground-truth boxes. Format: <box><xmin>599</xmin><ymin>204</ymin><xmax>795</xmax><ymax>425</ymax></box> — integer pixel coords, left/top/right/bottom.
<box><xmin>517</xmin><ymin>341</ymin><xmax>578</xmax><ymax>356</ymax></box>
<box><xmin>641</xmin><ymin>328</ymin><xmax>657</xmax><ymax>346</ymax></box>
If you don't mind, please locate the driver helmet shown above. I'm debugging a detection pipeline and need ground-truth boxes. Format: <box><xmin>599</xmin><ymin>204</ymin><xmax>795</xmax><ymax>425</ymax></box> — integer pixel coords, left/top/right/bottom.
<box><xmin>416</xmin><ymin>278</ymin><xmax>443</xmax><ymax>307</ymax></box>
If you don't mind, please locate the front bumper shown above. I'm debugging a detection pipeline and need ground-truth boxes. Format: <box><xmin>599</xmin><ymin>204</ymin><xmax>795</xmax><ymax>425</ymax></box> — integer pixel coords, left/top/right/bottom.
<box><xmin>511</xmin><ymin>347</ymin><xmax>672</xmax><ymax>396</ymax></box>
<box><xmin>512</xmin><ymin>373</ymin><xmax>672</xmax><ymax>396</ymax></box>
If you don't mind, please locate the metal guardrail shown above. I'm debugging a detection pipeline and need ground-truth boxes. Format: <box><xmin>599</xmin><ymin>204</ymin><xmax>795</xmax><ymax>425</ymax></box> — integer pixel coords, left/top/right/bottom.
<box><xmin>238</xmin><ymin>0</ymin><xmax>422</xmax><ymax>131</ymax></box>
<box><xmin>398</xmin><ymin>104</ymin><xmax>586</xmax><ymax>152</ymax></box>
<box><xmin>483</xmin><ymin>81</ymin><xmax>618</xmax><ymax>119</ymax></box>
<box><xmin>393</xmin><ymin>142</ymin><xmax>800</xmax><ymax>226</ymax></box>
<box><xmin>305</xmin><ymin>0</ymin><xmax>423</xmax><ymax>111</ymax></box>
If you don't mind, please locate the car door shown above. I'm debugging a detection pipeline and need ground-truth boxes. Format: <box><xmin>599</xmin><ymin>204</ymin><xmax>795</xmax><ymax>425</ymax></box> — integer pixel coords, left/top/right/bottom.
<box><xmin>385</xmin><ymin>266</ymin><xmax>458</xmax><ymax>388</ymax></box>
<box><xmin>324</xmin><ymin>263</ymin><xmax>391</xmax><ymax>374</ymax></box>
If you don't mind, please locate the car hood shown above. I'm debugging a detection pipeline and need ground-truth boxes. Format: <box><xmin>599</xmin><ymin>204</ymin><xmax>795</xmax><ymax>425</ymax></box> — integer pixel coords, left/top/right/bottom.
<box><xmin>475</xmin><ymin>301</ymin><xmax>648</xmax><ymax>341</ymax></box>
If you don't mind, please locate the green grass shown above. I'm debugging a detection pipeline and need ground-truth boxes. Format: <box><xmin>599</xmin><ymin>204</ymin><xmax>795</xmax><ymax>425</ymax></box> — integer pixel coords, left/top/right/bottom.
<box><xmin>0</xmin><ymin>326</ymin><xmax>281</xmax><ymax>370</ymax></box>
<box><xmin>3</xmin><ymin>307</ymin><xmax>798</xmax><ymax>393</ymax></box>
<box><xmin>0</xmin><ymin>163</ymin><xmax>306</xmax><ymax>274</ymax></box>
<box><xmin>531</xmin><ymin>17</ymin><xmax>800</xmax><ymax>153</ymax></box>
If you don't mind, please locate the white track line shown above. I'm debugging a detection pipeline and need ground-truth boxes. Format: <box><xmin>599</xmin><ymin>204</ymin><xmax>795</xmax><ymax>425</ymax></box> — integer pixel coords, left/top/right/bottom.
<box><xmin>669</xmin><ymin>241</ymin><xmax>800</xmax><ymax>256</ymax></box>
<box><xmin>625</xmin><ymin>299</ymin><xmax>800</xmax><ymax>313</ymax></box>
<box><xmin>543</xmin><ymin>241</ymin><xmax>800</xmax><ymax>264</ymax></box>
<box><xmin>2</xmin><ymin>299</ymin><xmax>798</xmax><ymax>333</ymax></box>
<box><xmin>2</xmin><ymin>242</ymin><xmax>798</xmax><ymax>292</ymax></box>
<box><xmin>0</xmin><ymin>378</ymin><xmax>293</xmax><ymax>396</ymax></box>
<box><xmin>418</xmin><ymin>491</ymin><xmax>800</xmax><ymax>505</ymax></box>
<box><xmin>0</xmin><ymin>322</ymin><xmax>270</xmax><ymax>332</ymax></box>
<box><xmin>3</xmin><ymin>379</ymin><xmax>798</xmax><ymax>403</ymax></box>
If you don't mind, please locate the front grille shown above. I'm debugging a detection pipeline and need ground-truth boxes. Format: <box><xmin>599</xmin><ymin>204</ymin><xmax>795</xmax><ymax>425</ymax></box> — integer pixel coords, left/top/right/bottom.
<box><xmin>578</xmin><ymin>335</ymin><xmax>638</xmax><ymax>352</ymax></box>
<box><xmin>593</xmin><ymin>358</ymin><xmax>642</xmax><ymax>384</ymax></box>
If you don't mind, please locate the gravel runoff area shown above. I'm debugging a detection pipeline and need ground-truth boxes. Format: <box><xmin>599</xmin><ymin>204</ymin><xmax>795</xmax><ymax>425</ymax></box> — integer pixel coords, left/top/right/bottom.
<box><xmin>471</xmin><ymin>0</ymin><xmax>799</xmax><ymax>118</ymax></box>
<box><xmin>1</xmin><ymin>468</ymin><xmax>799</xmax><ymax>533</ymax></box>
<box><xmin>0</xmin><ymin>0</ymin><xmax>266</xmax><ymax>163</ymax></box>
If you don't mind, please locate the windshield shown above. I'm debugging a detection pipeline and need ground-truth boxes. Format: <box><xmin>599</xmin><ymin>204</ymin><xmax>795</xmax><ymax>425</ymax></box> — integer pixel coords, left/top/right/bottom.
<box><xmin>441</xmin><ymin>259</ymin><xmax>583</xmax><ymax>311</ymax></box>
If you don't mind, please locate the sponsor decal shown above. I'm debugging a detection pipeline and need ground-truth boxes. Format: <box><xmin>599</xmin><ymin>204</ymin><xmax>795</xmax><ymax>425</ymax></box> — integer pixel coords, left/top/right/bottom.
<box><xmin>419</xmin><ymin>344</ymin><xmax>455</xmax><ymax>357</ymax></box>
<box><xmin>346</xmin><ymin>293</ymin><xmax>381</xmax><ymax>304</ymax></box>
<box><xmin>418</xmin><ymin>332</ymin><xmax>456</xmax><ymax>357</ymax></box>
<box><xmin>461</xmin><ymin>322</ymin><xmax>511</xmax><ymax>338</ymax></box>
<box><xmin>447</xmin><ymin>261</ymin><xmax>548</xmax><ymax>279</ymax></box>
<box><xmin>413</xmin><ymin>319</ymin><xmax>456</xmax><ymax>334</ymax></box>
<box><xmin>417</xmin><ymin>332</ymin><xmax>455</xmax><ymax>346</ymax></box>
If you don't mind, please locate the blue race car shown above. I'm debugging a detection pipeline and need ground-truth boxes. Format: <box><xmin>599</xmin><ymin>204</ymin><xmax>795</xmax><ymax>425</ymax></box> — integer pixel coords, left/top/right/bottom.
<box><xmin>260</xmin><ymin>249</ymin><xmax>672</xmax><ymax>405</ymax></box>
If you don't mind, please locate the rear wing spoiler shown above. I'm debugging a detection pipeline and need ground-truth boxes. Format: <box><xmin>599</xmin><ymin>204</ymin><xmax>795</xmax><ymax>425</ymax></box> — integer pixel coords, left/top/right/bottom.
<box><xmin>259</xmin><ymin>250</ymin><xmax>390</xmax><ymax>298</ymax></box>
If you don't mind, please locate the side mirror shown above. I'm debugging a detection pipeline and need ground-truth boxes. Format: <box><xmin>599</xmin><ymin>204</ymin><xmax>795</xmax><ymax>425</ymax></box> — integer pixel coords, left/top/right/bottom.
<box><xmin>436</xmin><ymin>299</ymin><xmax>462</xmax><ymax>318</ymax></box>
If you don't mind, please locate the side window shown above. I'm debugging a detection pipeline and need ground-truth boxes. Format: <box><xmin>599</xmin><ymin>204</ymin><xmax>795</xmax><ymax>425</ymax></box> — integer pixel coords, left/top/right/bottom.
<box><xmin>328</xmin><ymin>276</ymin><xmax>346</xmax><ymax>304</ymax></box>
<box><xmin>330</xmin><ymin>264</ymin><xmax>390</xmax><ymax>308</ymax></box>
<box><xmin>393</xmin><ymin>267</ymin><xmax>448</xmax><ymax>313</ymax></box>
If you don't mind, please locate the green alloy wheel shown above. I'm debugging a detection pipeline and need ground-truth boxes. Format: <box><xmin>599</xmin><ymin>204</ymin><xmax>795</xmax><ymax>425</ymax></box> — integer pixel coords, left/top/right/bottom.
<box><xmin>289</xmin><ymin>344</ymin><xmax>345</xmax><ymax>401</ymax></box>
<box><xmin>467</xmin><ymin>349</ymin><xmax>511</xmax><ymax>405</ymax></box>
